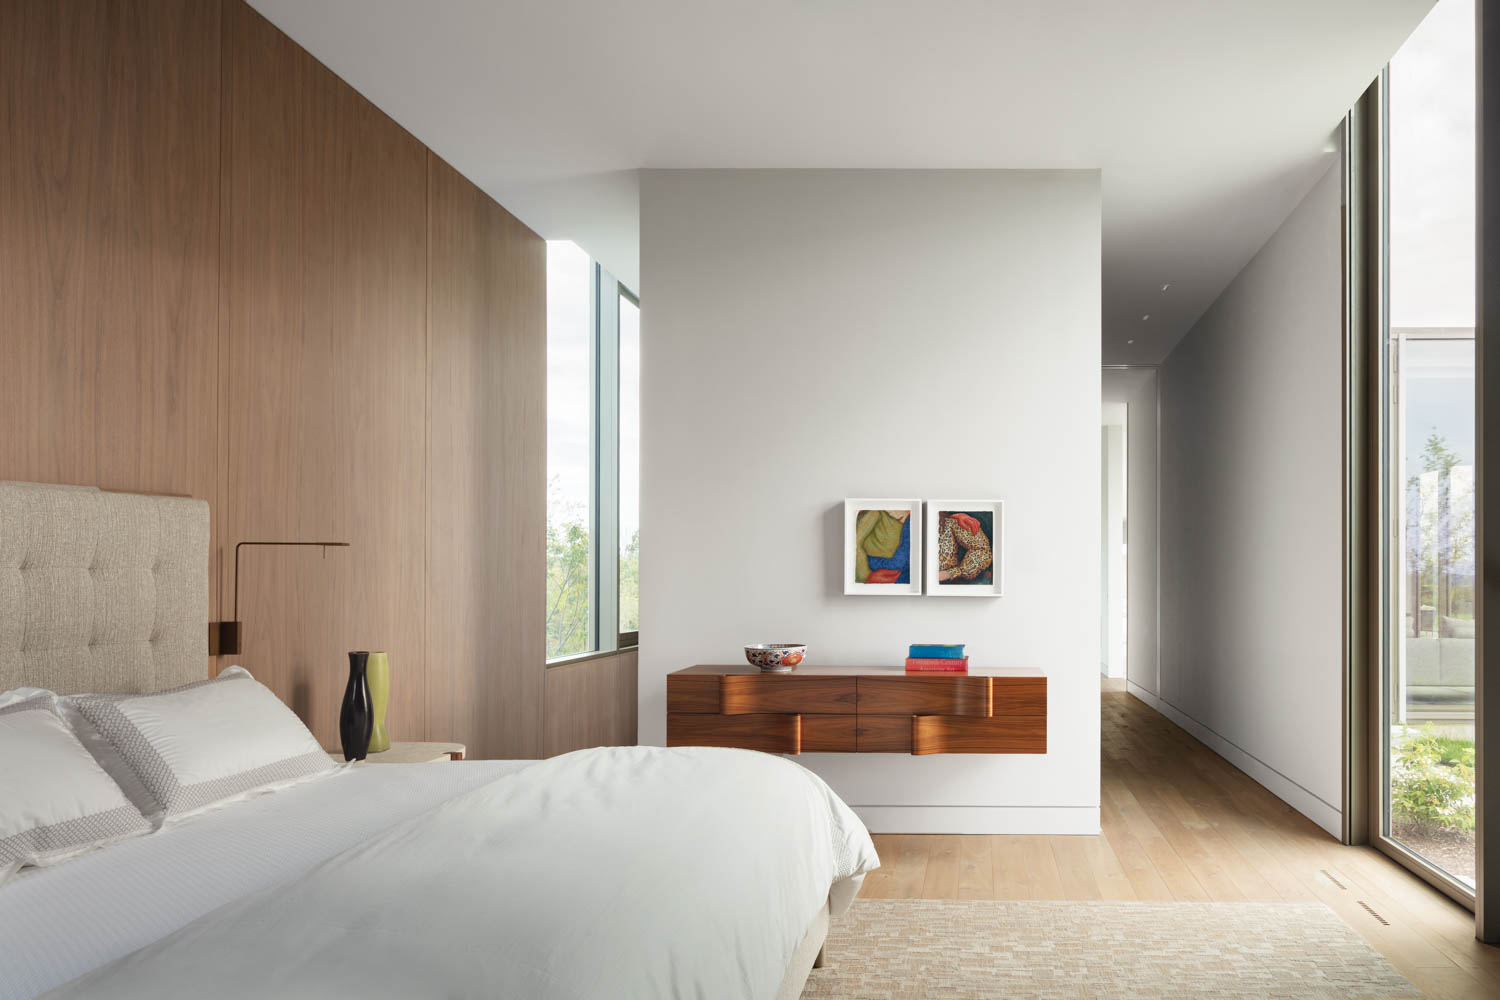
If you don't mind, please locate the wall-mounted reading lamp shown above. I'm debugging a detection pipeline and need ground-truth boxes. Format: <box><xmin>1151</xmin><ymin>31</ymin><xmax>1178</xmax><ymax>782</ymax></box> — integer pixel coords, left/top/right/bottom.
<box><xmin>210</xmin><ymin>541</ymin><xmax>351</xmax><ymax>656</ymax></box>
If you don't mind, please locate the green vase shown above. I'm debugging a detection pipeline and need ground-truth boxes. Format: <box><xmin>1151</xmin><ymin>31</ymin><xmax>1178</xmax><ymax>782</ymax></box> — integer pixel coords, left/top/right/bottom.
<box><xmin>367</xmin><ymin>651</ymin><xmax>390</xmax><ymax>753</ymax></box>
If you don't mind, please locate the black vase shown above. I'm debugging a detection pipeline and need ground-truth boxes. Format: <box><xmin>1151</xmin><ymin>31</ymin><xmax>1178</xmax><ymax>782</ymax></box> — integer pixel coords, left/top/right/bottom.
<box><xmin>339</xmin><ymin>651</ymin><xmax>373</xmax><ymax>761</ymax></box>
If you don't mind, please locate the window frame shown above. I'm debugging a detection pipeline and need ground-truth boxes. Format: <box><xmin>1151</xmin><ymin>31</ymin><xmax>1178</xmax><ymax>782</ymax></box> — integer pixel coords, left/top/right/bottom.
<box><xmin>616</xmin><ymin>282</ymin><xmax>641</xmax><ymax>651</ymax></box>
<box><xmin>1352</xmin><ymin>60</ymin><xmax>1480</xmax><ymax>910</ymax></box>
<box><xmin>546</xmin><ymin>252</ymin><xmax>639</xmax><ymax>665</ymax></box>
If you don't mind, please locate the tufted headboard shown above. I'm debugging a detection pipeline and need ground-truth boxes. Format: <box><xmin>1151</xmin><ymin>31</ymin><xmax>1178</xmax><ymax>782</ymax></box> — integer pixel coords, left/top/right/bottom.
<box><xmin>0</xmin><ymin>481</ymin><xmax>209</xmax><ymax>695</ymax></box>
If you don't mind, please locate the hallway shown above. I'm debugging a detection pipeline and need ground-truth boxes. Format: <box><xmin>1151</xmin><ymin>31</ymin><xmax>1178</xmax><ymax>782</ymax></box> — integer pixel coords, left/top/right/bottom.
<box><xmin>858</xmin><ymin>685</ymin><xmax>1500</xmax><ymax>999</ymax></box>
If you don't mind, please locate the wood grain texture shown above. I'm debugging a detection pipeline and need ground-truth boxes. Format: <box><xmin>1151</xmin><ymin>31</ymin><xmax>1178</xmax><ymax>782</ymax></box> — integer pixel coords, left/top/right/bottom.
<box><xmin>0</xmin><ymin>0</ymin><xmax>221</xmax><ymax>616</ymax></box>
<box><xmin>543</xmin><ymin>651</ymin><xmax>638</xmax><ymax>757</ymax></box>
<box><xmin>667</xmin><ymin>712</ymin><xmax>800</xmax><ymax>754</ymax></box>
<box><xmin>859</xmin><ymin>687</ymin><xmax>1500</xmax><ymax>1000</ymax></box>
<box><xmin>221</xmin><ymin>0</ymin><xmax>427</xmax><ymax>748</ymax></box>
<box><xmin>667</xmin><ymin>666</ymin><xmax>1047</xmax><ymax>754</ymax></box>
<box><xmin>666</xmin><ymin>673</ymin><xmax>720</xmax><ymax>714</ymax></box>
<box><xmin>856</xmin><ymin>715</ymin><xmax>913</xmax><ymax>753</ymax></box>
<box><xmin>5</xmin><ymin>0</ymin><xmax>563</xmax><ymax>761</ymax></box>
<box><xmin>721</xmin><ymin>675</ymin><xmax>858</xmax><ymax>715</ymax></box>
<box><xmin>425</xmin><ymin>151</ymin><xmax>546</xmax><ymax>759</ymax></box>
<box><xmin>991</xmin><ymin>675</ymin><xmax>1048</xmax><ymax>717</ymax></box>
<box><xmin>801</xmin><ymin>714</ymin><xmax>857</xmax><ymax>752</ymax></box>
<box><xmin>857</xmin><ymin>676</ymin><xmax>992</xmax><ymax>717</ymax></box>
<box><xmin>911</xmin><ymin>715</ymin><xmax>1047</xmax><ymax>755</ymax></box>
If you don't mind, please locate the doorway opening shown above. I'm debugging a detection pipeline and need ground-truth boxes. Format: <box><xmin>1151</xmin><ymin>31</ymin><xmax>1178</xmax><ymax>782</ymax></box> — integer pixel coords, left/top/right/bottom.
<box><xmin>1102</xmin><ymin>366</ymin><xmax>1158</xmax><ymax>695</ymax></box>
<box><xmin>1101</xmin><ymin>403</ymin><xmax>1128</xmax><ymax>679</ymax></box>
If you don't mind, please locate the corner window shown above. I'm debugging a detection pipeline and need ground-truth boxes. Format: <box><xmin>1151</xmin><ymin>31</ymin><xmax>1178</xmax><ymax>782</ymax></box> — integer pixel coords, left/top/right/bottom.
<box><xmin>545</xmin><ymin>241</ymin><xmax>640</xmax><ymax>660</ymax></box>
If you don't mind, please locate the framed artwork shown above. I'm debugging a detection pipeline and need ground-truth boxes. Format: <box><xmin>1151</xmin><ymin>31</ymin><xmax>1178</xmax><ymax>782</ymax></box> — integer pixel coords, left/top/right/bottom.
<box><xmin>924</xmin><ymin>500</ymin><xmax>1003</xmax><ymax>597</ymax></box>
<box><xmin>844</xmin><ymin>499</ymin><xmax>923</xmax><ymax>596</ymax></box>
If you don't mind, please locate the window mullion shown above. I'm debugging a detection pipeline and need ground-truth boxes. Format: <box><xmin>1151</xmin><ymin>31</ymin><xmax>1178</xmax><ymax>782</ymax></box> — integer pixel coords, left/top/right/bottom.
<box><xmin>595</xmin><ymin>263</ymin><xmax>621</xmax><ymax>654</ymax></box>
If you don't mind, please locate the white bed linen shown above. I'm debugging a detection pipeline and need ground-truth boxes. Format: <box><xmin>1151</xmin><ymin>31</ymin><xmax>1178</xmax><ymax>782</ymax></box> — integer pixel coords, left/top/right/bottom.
<box><xmin>0</xmin><ymin>760</ymin><xmax>533</xmax><ymax>1000</ymax></box>
<box><xmin>42</xmin><ymin>746</ymin><xmax>879</xmax><ymax>1000</ymax></box>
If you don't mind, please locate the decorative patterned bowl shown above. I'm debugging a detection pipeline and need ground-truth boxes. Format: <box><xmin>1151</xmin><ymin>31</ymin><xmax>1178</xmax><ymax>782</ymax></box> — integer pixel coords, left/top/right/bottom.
<box><xmin>744</xmin><ymin>643</ymin><xmax>808</xmax><ymax>672</ymax></box>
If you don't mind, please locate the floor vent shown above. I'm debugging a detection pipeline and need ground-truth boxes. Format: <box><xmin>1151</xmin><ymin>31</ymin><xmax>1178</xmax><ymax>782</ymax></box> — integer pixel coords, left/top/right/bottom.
<box><xmin>1320</xmin><ymin>869</ymin><xmax>1347</xmax><ymax>890</ymax></box>
<box><xmin>1357</xmin><ymin>900</ymin><xmax>1391</xmax><ymax>926</ymax></box>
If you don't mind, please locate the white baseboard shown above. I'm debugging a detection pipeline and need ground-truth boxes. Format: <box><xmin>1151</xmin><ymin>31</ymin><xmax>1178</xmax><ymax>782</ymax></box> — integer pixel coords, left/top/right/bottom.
<box><xmin>851</xmin><ymin>805</ymin><xmax>1100</xmax><ymax>835</ymax></box>
<box><xmin>1125</xmin><ymin>681</ymin><xmax>1341</xmax><ymax>837</ymax></box>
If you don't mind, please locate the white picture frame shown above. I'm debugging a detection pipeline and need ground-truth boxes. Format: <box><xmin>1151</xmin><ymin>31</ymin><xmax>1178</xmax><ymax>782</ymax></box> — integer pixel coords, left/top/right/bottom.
<box><xmin>843</xmin><ymin>499</ymin><xmax>924</xmax><ymax>596</ymax></box>
<box><xmin>924</xmin><ymin>500</ymin><xmax>1004</xmax><ymax>597</ymax></box>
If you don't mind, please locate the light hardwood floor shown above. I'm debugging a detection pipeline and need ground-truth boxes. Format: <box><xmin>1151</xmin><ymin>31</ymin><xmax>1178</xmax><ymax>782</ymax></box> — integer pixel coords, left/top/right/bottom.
<box><xmin>858</xmin><ymin>683</ymin><xmax>1500</xmax><ymax>999</ymax></box>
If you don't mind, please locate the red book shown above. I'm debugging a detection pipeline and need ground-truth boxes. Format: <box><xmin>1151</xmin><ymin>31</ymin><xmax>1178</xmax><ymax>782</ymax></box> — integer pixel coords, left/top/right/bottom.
<box><xmin>905</xmin><ymin>657</ymin><xmax>969</xmax><ymax>673</ymax></box>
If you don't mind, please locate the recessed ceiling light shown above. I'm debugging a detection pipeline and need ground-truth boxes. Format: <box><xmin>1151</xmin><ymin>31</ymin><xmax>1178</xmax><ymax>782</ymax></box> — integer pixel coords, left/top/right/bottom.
<box><xmin>1127</xmin><ymin>339</ymin><xmax>1135</xmax><ymax>345</ymax></box>
<box><xmin>1161</xmin><ymin>283</ymin><xmax>1171</xmax><ymax>292</ymax></box>
<box><xmin>1142</xmin><ymin>314</ymin><xmax>1150</xmax><ymax>321</ymax></box>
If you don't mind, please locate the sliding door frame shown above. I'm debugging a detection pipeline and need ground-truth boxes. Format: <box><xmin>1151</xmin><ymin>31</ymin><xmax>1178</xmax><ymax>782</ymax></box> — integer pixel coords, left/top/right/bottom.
<box><xmin>1354</xmin><ymin>54</ymin><xmax>1485</xmax><ymax>914</ymax></box>
<box><xmin>1476</xmin><ymin>0</ymin><xmax>1500</xmax><ymax>943</ymax></box>
<box><xmin>1344</xmin><ymin>79</ymin><xmax>1378</xmax><ymax>850</ymax></box>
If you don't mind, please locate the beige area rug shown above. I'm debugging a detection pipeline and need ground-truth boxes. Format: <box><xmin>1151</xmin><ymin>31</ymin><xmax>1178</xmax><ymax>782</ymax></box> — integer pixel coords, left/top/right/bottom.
<box><xmin>801</xmin><ymin>900</ymin><xmax>1418</xmax><ymax>999</ymax></box>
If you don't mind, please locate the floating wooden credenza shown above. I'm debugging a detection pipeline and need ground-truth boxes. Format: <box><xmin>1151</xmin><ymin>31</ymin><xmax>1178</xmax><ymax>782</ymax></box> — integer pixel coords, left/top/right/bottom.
<box><xmin>666</xmin><ymin>665</ymin><xmax>1046</xmax><ymax>755</ymax></box>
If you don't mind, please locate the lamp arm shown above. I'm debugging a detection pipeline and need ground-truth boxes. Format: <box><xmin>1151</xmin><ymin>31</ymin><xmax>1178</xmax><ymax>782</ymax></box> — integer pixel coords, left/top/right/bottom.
<box><xmin>229</xmin><ymin>541</ymin><xmax>351</xmax><ymax>625</ymax></box>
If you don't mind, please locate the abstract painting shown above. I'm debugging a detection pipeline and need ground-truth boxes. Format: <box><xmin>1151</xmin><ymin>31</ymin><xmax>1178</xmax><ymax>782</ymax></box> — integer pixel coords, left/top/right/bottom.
<box><xmin>844</xmin><ymin>499</ymin><xmax>923</xmax><ymax>595</ymax></box>
<box><xmin>925</xmin><ymin>500</ymin><xmax>1003</xmax><ymax>596</ymax></box>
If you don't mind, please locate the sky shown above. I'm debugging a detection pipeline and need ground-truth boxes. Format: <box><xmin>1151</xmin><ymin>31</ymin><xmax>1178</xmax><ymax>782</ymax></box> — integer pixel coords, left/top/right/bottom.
<box><xmin>1389</xmin><ymin>0</ymin><xmax>1474</xmax><ymax>329</ymax></box>
<box><xmin>546</xmin><ymin>240</ymin><xmax>641</xmax><ymax>547</ymax></box>
<box><xmin>546</xmin><ymin>240</ymin><xmax>593</xmax><ymax>525</ymax></box>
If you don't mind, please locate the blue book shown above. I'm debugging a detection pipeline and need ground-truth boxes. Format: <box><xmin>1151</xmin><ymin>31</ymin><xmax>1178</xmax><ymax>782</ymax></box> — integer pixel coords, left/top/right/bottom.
<box><xmin>909</xmin><ymin>643</ymin><xmax>965</xmax><ymax>659</ymax></box>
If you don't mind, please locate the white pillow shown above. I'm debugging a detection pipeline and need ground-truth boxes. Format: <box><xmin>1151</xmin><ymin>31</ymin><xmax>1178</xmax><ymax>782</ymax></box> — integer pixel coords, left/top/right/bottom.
<box><xmin>0</xmin><ymin>694</ymin><xmax>151</xmax><ymax>880</ymax></box>
<box><xmin>73</xmin><ymin>668</ymin><xmax>337</xmax><ymax>822</ymax></box>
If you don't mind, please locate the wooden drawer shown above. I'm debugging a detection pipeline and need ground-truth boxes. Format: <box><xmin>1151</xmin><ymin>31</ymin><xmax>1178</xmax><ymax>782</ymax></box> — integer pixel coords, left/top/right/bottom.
<box><xmin>801</xmin><ymin>714</ymin><xmax>856</xmax><ymax>752</ymax></box>
<box><xmin>858</xmin><ymin>676</ymin><xmax>992</xmax><ymax>717</ymax></box>
<box><xmin>667</xmin><ymin>674</ymin><xmax>720</xmax><ymax>713</ymax></box>
<box><xmin>667</xmin><ymin>713</ymin><xmax>799</xmax><ymax>753</ymax></box>
<box><xmin>991</xmin><ymin>675</ymin><xmax>1048</xmax><ymax>717</ymax></box>
<box><xmin>911</xmin><ymin>715</ymin><xmax>1046</xmax><ymax>755</ymax></box>
<box><xmin>721</xmin><ymin>675</ymin><xmax>857</xmax><ymax>715</ymax></box>
<box><xmin>855</xmin><ymin>715</ymin><xmax>912</xmax><ymax>753</ymax></box>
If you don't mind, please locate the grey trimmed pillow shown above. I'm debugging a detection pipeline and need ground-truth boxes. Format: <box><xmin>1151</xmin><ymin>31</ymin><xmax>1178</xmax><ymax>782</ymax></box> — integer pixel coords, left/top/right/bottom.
<box><xmin>0</xmin><ymin>694</ymin><xmax>151</xmax><ymax>878</ymax></box>
<box><xmin>73</xmin><ymin>668</ymin><xmax>337</xmax><ymax>822</ymax></box>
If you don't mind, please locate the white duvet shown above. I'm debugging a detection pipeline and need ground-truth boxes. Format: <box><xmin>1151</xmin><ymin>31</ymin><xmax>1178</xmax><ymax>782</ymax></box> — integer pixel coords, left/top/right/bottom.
<box><xmin>46</xmin><ymin>746</ymin><xmax>879</xmax><ymax>1000</ymax></box>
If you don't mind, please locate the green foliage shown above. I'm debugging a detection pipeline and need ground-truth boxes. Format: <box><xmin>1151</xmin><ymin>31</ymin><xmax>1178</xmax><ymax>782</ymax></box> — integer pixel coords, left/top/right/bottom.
<box><xmin>619</xmin><ymin>531</ymin><xmax>639</xmax><ymax>633</ymax></box>
<box><xmin>545</xmin><ymin>479</ymin><xmax>641</xmax><ymax>656</ymax></box>
<box><xmin>546</xmin><ymin>480</ymin><xmax>591</xmax><ymax>659</ymax></box>
<box><xmin>1391</xmin><ymin>726</ymin><xmax>1475</xmax><ymax>835</ymax></box>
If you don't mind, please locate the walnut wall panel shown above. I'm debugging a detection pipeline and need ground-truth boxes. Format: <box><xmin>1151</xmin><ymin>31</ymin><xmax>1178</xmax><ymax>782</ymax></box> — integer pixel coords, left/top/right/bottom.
<box><xmin>220</xmin><ymin>1</ymin><xmax>427</xmax><ymax>748</ymax></box>
<box><xmin>545</xmin><ymin>652</ymin><xmax>639</xmax><ymax>757</ymax></box>
<box><xmin>426</xmin><ymin>154</ymin><xmax>546</xmax><ymax>760</ymax></box>
<box><xmin>0</xmin><ymin>0</ymin><xmax>221</xmax><ymax>597</ymax></box>
<box><xmin>2</xmin><ymin>0</ymin><xmax>574</xmax><ymax>760</ymax></box>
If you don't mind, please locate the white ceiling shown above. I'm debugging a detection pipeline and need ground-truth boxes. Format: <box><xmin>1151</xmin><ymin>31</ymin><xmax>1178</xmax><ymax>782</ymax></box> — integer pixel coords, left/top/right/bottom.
<box><xmin>248</xmin><ymin>0</ymin><xmax>1432</xmax><ymax>364</ymax></box>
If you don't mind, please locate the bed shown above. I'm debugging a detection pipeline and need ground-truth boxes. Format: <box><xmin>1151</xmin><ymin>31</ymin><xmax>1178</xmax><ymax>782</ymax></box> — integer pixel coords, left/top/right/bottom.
<box><xmin>0</xmin><ymin>482</ymin><xmax>878</xmax><ymax>999</ymax></box>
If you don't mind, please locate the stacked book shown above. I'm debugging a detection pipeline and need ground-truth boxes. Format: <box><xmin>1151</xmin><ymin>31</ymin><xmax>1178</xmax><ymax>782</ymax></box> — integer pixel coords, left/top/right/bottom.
<box><xmin>905</xmin><ymin>643</ymin><xmax>968</xmax><ymax>673</ymax></box>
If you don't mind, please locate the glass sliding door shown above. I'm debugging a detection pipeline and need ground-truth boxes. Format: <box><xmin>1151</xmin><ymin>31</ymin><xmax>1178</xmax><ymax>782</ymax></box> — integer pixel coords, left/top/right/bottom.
<box><xmin>1379</xmin><ymin>0</ymin><xmax>1476</xmax><ymax>897</ymax></box>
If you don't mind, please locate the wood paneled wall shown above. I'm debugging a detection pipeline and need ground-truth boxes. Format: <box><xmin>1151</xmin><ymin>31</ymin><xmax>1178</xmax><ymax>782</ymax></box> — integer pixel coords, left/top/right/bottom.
<box><xmin>426</xmin><ymin>155</ymin><xmax>546</xmax><ymax>759</ymax></box>
<box><xmin>220</xmin><ymin>1</ymin><xmax>431</xmax><ymax>749</ymax></box>
<box><xmin>0</xmin><ymin>0</ymin><xmax>587</xmax><ymax>760</ymax></box>
<box><xmin>544</xmin><ymin>652</ymin><xmax>639</xmax><ymax>757</ymax></box>
<box><xmin>0</xmin><ymin>0</ymin><xmax>221</xmax><ymax>520</ymax></box>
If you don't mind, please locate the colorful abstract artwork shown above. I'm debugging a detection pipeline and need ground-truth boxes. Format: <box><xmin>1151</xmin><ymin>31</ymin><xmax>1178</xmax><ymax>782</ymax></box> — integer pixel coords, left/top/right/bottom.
<box><xmin>935</xmin><ymin>510</ymin><xmax>993</xmax><ymax>585</ymax></box>
<box><xmin>925</xmin><ymin>500</ymin><xmax>1003</xmax><ymax>596</ymax></box>
<box><xmin>844</xmin><ymin>499</ymin><xmax>923</xmax><ymax>595</ymax></box>
<box><xmin>855</xmin><ymin>509</ymin><xmax>912</xmax><ymax>584</ymax></box>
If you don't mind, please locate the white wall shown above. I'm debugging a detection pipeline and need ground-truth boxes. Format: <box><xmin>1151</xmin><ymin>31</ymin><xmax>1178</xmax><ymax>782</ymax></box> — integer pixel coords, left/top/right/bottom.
<box><xmin>1153</xmin><ymin>162</ymin><xmax>1343</xmax><ymax>835</ymax></box>
<box><xmin>639</xmin><ymin>169</ymin><xmax>1102</xmax><ymax>834</ymax></box>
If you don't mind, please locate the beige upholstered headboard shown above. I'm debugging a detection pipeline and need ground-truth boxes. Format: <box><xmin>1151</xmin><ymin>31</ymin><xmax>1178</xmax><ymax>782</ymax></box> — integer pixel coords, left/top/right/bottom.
<box><xmin>0</xmin><ymin>481</ymin><xmax>209</xmax><ymax>695</ymax></box>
